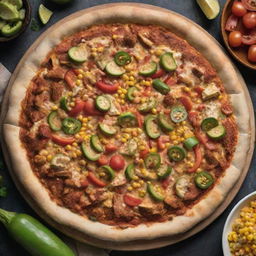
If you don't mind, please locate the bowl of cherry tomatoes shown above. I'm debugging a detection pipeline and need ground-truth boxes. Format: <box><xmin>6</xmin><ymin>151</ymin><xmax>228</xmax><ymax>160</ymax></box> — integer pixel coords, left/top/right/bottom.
<box><xmin>221</xmin><ymin>0</ymin><xmax>256</xmax><ymax>70</ymax></box>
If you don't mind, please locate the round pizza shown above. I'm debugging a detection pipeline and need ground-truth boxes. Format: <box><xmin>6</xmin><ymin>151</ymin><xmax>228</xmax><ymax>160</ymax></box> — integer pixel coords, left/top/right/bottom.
<box><xmin>3</xmin><ymin>4</ymin><xmax>252</xmax><ymax>245</ymax></box>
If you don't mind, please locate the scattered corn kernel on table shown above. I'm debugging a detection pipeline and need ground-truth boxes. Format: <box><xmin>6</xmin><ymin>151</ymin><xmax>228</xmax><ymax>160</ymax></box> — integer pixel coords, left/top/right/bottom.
<box><xmin>0</xmin><ymin>0</ymin><xmax>256</xmax><ymax>256</ymax></box>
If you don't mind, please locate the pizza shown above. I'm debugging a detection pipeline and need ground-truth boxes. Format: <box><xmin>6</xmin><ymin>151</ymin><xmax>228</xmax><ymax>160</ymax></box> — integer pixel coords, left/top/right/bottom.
<box><xmin>2</xmin><ymin>4</ymin><xmax>252</xmax><ymax>245</ymax></box>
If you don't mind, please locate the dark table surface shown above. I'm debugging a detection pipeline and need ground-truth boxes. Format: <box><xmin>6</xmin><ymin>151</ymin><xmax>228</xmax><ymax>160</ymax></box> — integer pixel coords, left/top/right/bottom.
<box><xmin>0</xmin><ymin>0</ymin><xmax>255</xmax><ymax>255</ymax></box>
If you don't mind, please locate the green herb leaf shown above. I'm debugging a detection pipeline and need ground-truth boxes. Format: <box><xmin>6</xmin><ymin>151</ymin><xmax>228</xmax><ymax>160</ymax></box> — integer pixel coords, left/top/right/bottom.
<box><xmin>0</xmin><ymin>187</ymin><xmax>7</xmax><ymax>198</ymax></box>
<box><xmin>30</xmin><ymin>18</ymin><xmax>40</xmax><ymax>31</ymax></box>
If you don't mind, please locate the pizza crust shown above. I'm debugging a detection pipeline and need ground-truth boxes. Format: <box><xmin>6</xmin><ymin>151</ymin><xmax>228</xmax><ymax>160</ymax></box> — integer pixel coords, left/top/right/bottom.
<box><xmin>2</xmin><ymin>3</ymin><xmax>253</xmax><ymax>243</ymax></box>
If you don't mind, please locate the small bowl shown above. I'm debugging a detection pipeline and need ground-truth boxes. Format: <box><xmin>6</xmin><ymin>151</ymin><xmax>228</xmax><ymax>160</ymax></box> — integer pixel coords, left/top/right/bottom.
<box><xmin>0</xmin><ymin>0</ymin><xmax>31</xmax><ymax>42</ymax></box>
<box><xmin>222</xmin><ymin>191</ymin><xmax>256</xmax><ymax>256</ymax></box>
<box><xmin>221</xmin><ymin>0</ymin><xmax>256</xmax><ymax>70</ymax></box>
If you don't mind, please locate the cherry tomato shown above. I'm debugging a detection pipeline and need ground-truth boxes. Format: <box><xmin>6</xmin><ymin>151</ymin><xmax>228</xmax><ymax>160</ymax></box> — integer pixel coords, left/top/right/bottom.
<box><xmin>97</xmin><ymin>155</ymin><xmax>109</xmax><ymax>166</ymax></box>
<box><xmin>232</xmin><ymin>1</ymin><xmax>247</xmax><ymax>17</ymax></box>
<box><xmin>242</xmin><ymin>28</ymin><xmax>256</xmax><ymax>44</ymax></box>
<box><xmin>105</xmin><ymin>144</ymin><xmax>118</xmax><ymax>154</ymax></box>
<box><xmin>248</xmin><ymin>45</ymin><xmax>256</xmax><ymax>62</ymax></box>
<box><xmin>242</xmin><ymin>0</ymin><xmax>256</xmax><ymax>11</ymax></box>
<box><xmin>228</xmin><ymin>31</ymin><xmax>243</xmax><ymax>47</ymax></box>
<box><xmin>109</xmin><ymin>154</ymin><xmax>125</xmax><ymax>171</ymax></box>
<box><xmin>243</xmin><ymin>12</ymin><xmax>256</xmax><ymax>29</ymax></box>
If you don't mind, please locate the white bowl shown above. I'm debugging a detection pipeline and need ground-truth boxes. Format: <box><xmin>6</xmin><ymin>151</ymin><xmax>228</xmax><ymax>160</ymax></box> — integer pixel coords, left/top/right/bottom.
<box><xmin>222</xmin><ymin>191</ymin><xmax>256</xmax><ymax>256</ymax></box>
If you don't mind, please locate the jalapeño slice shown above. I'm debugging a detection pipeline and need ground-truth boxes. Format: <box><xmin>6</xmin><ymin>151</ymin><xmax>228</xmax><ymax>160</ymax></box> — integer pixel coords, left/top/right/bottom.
<box><xmin>157</xmin><ymin>165</ymin><xmax>172</xmax><ymax>179</ymax></box>
<box><xmin>206</xmin><ymin>125</ymin><xmax>226</xmax><ymax>140</ymax></box>
<box><xmin>194</xmin><ymin>171</ymin><xmax>214</xmax><ymax>189</ymax></box>
<box><xmin>201</xmin><ymin>117</ymin><xmax>218</xmax><ymax>131</ymax></box>
<box><xmin>147</xmin><ymin>183</ymin><xmax>164</xmax><ymax>201</ymax></box>
<box><xmin>117</xmin><ymin>112</ymin><xmax>137</xmax><ymax>127</ymax></box>
<box><xmin>95</xmin><ymin>95</ymin><xmax>111</xmax><ymax>112</ymax></box>
<box><xmin>62</xmin><ymin>117</ymin><xmax>81</xmax><ymax>134</ymax></box>
<box><xmin>47</xmin><ymin>111</ymin><xmax>62</xmax><ymax>131</ymax></box>
<box><xmin>114</xmin><ymin>51</ymin><xmax>131</xmax><ymax>66</ymax></box>
<box><xmin>168</xmin><ymin>146</ymin><xmax>186</xmax><ymax>162</ymax></box>
<box><xmin>170</xmin><ymin>106</ymin><xmax>188</xmax><ymax>123</ymax></box>
<box><xmin>125</xmin><ymin>163</ymin><xmax>135</xmax><ymax>180</ymax></box>
<box><xmin>144</xmin><ymin>153</ymin><xmax>161</xmax><ymax>169</ymax></box>
<box><xmin>158</xmin><ymin>113</ymin><xmax>174</xmax><ymax>132</ymax></box>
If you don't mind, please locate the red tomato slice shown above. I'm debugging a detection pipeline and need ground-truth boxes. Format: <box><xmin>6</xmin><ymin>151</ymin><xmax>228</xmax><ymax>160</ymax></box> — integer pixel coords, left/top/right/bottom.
<box><xmin>64</xmin><ymin>70</ymin><xmax>77</xmax><ymax>89</ymax></box>
<box><xmin>179</xmin><ymin>96</ymin><xmax>193</xmax><ymax>111</ymax></box>
<box><xmin>157</xmin><ymin>136</ymin><xmax>169</xmax><ymax>151</ymax></box>
<box><xmin>95</xmin><ymin>80</ymin><xmax>118</xmax><ymax>94</ymax></box>
<box><xmin>109</xmin><ymin>154</ymin><xmax>125</xmax><ymax>171</ymax></box>
<box><xmin>139</xmin><ymin>149</ymin><xmax>149</xmax><ymax>159</ymax></box>
<box><xmin>161</xmin><ymin>176</ymin><xmax>171</xmax><ymax>189</ymax></box>
<box><xmin>194</xmin><ymin>129</ymin><xmax>217</xmax><ymax>151</ymax></box>
<box><xmin>188</xmin><ymin>111</ymin><xmax>200</xmax><ymax>127</ymax></box>
<box><xmin>242</xmin><ymin>29</ymin><xmax>256</xmax><ymax>45</ymax></box>
<box><xmin>242</xmin><ymin>0</ymin><xmax>256</xmax><ymax>11</ymax></box>
<box><xmin>164</xmin><ymin>74</ymin><xmax>177</xmax><ymax>86</ymax></box>
<box><xmin>105</xmin><ymin>144</ymin><xmax>118</xmax><ymax>154</ymax></box>
<box><xmin>68</xmin><ymin>100</ymin><xmax>85</xmax><ymax>117</ymax></box>
<box><xmin>225</xmin><ymin>14</ymin><xmax>239</xmax><ymax>31</ymax></box>
<box><xmin>123</xmin><ymin>194</ymin><xmax>142</xmax><ymax>207</ymax></box>
<box><xmin>80</xmin><ymin>179</ymin><xmax>89</xmax><ymax>188</ymax></box>
<box><xmin>97</xmin><ymin>155</ymin><xmax>109</xmax><ymax>166</ymax></box>
<box><xmin>51</xmin><ymin>134</ymin><xmax>75</xmax><ymax>146</ymax></box>
<box><xmin>87</xmin><ymin>172</ymin><xmax>106</xmax><ymax>187</ymax></box>
<box><xmin>84</xmin><ymin>99</ymin><xmax>103</xmax><ymax>116</ymax></box>
<box><xmin>134</xmin><ymin>111</ymin><xmax>143</xmax><ymax>128</ymax></box>
<box><xmin>194</xmin><ymin>86</ymin><xmax>204</xmax><ymax>95</ymax></box>
<box><xmin>187</xmin><ymin>145</ymin><xmax>202</xmax><ymax>173</ymax></box>
<box><xmin>151</xmin><ymin>69</ymin><xmax>165</xmax><ymax>78</ymax></box>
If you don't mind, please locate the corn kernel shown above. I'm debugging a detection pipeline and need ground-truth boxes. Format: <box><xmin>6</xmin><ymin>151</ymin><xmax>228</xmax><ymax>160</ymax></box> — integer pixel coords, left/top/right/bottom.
<box><xmin>98</xmin><ymin>47</ymin><xmax>104</xmax><ymax>52</ymax></box>
<box><xmin>40</xmin><ymin>149</ymin><xmax>48</xmax><ymax>156</ymax></box>
<box><xmin>51</xmin><ymin>105</ymin><xmax>58</xmax><ymax>110</ymax></box>
<box><xmin>78</xmin><ymin>74</ymin><xmax>83</xmax><ymax>79</ymax></box>
<box><xmin>152</xmin><ymin>108</ymin><xmax>157</xmax><ymax>114</ymax></box>
<box><xmin>127</xmin><ymin>186</ymin><xmax>133</xmax><ymax>191</ymax></box>
<box><xmin>91</xmin><ymin>52</ymin><xmax>97</xmax><ymax>57</ymax></box>
<box><xmin>47</xmin><ymin>155</ymin><xmax>53</xmax><ymax>161</ymax></box>
<box><xmin>112</xmin><ymin>34</ymin><xmax>118</xmax><ymax>39</ymax></box>
<box><xmin>155</xmin><ymin>49</ymin><xmax>163</xmax><ymax>56</ymax></box>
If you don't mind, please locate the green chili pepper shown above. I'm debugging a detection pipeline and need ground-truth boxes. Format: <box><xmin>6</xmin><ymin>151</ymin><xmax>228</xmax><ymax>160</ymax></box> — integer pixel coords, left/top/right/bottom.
<box><xmin>0</xmin><ymin>208</ymin><xmax>75</xmax><ymax>256</ymax></box>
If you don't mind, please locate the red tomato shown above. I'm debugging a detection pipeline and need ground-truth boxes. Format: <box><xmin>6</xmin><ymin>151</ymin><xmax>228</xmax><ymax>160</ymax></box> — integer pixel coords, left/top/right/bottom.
<box><xmin>134</xmin><ymin>111</ymin><xmax>143</xmax><ymax>128</ymax></box>
<box><xmin>232</xmin><ymin>1</ymin><xmax>247</xmax><ymax>17</ymax></box>
<box><xmin>225</xmin><ymin>14</ymin><xmax>239</xmax><ymax>31</ymax></box>
<box><xmin>242</xmin><ymin>0</ymin><xmax>256</xmax><ymax>11</ymax></box>
<box><xmin>139</xmin><ymin>149</ymin><xmax>149</xmax><ymax>159</ymax></box>
<box><xmin>228</xmin><ymin>31</ymin><xmax>243</xmax><ymax>47</ymax></box>
<box><xmin>164</xmin><ymin>74</ymin><xmax>177</xmax><ymax>86</ymax></box>
<box><xmin>187</xmin><ymin>145</ymin><xmax>202</xmax><ymax>173</ymax></box>
<box><xmin>243</xmin><ymin>12</ymin><xmax>256</xmax><ymax>29</ymax></box>
<box><xmin>194</xmin><ymin>86</ymin><xmax>204</xmax><ymax>96</ymax></box>
<box><xmin>194</xmin><ymin>129</ymin><xmax>217</xmax><ymax>151</ymax></box>
<box><xmin>179</xmin><ymin>96</ymin><xmax>193</xmax><ymax>111</ymax></box>
<box><xmin>64</xmin><ymin>70</ymin><xmax>77</xmax><ymax>89</ymax></box>
<box><xmin>95</xmin><ymin>81</ymin><xmax>118</xmax><ymax>94</ymax></box>
<box><xmin>51</xmin><ymin>134</ymin><xmax>75</xmax><ymax>146</ymax></box>
<box><xmin>97</xmin><ymin>155</ymin><xmax>109</xmax><ymax>166</ymax></box>
<box><xmin>151</xmin><ymin>69</ymin><xmax>165</xmax><ymax>78</ymax></box>
<box><xmin>80</xmin><ymin>179</ymin><xmax>89</xmax><ymax>188</ymax></box>
<box><xmin>84</xmin><ymin>99</ymin><xmax>103</xmax><ymax>116</ymax></box>
<box><xmin>123</xmin><ymin>194</ymin><xmax>142</xmax><ymax>207</ymax></box>
<box><xmin>105</xmin><ymin>144</ymin><xmax>118</xmax><ymax>154</ymax></box>
<box><xmin>161</xmin><ymin>176</ymin><xmax>171</xmax><ymax>189</ymax></box>
<box><xmin>188</xmin><ymin>111</ymin><xmax>200</xmax><ymax>127</ymax></box>
<box><xmin>68</xmin><ymin>100</ymin><xmax>85</xmax><ymax>117</ymax></box>
<box><xmin>87</xmin><ymin>172</ymin><xmax>106</xmax><ymax>187</ymax></box>
<box><xmin>109</xmin><ymin>155</ymin><xmax>125</xmax><ymax>171</ymax></box>
<box><xmin>157</xmin><ymin>136</ymin><xmax>166</xmax><ymax>151</ymax></box>
<box><xmin>248</xmin><ymin>44</ymin><xmax>256</xmax><ymax>62</ymax></box>
<box><xmin>242</xmin><ymin>32</ymin><xmax>256</xmax><ymax>45</ymax></box>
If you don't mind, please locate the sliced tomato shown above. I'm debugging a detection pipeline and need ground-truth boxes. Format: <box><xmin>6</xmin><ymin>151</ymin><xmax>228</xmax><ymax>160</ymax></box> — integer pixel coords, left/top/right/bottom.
<box><xmin>242</xmin><ymin>0</ymin><xmax>256</xmax><ymax>11</ymax></box>
<box><xmin>196</xmin><ymin>104</ymin><xmax>206</xmax><ymax>111</ymax></box>
<box><xmin>64</xmin><ymin>69</ymin><xmax>77</xmax><ymax>89</ymax></box>
<box><xmin>225</xmin><ymin>14</ymin><xmax>239</xmax><ymax>31</ymax></box>
<box><xmin>97</xmin><ymin>155</ymin><xmax>109</xmax><ymax>166</ymax></box>
<box><xmin>179</xmin><ymin>96</ymin><xmax>193</xmax><ymax>111</ymax></box>
<box><xmin>134</xmin><ymin>111</ymin><xmax>143</xmax><ymax>128</ymax></box>
<box><xmin>109</xmin><ymin>154</ymin><xmax>125</xmax><ymax>171</ymax></box>
<box><xmin>95</xmin><ymin>80</ymin><xmax>119</xmax><ymax>94</ymax></box>
<box><xmin>51</xmin><ymin>134</ymin><xmax>75</xmax><ymax>146</ymax></box>
<box><xmin>164</xmin><ymin>74</ymin><xmax>177</xmax><ymax>86</ymax></box>
<box><xmin>139</xmin><ymin>148</ymin><xmax>149</xmax><ymax>159</ymax></box>
<box><xmin>161</xmin><ymin>176</ymin><xmax>171</xmax><ymax>189</ymax></box>
<box><xmin>68</xmin><ymin>100</ymin><xmax>85</xmax><ymax>117</ymax></box>
<box><xmin>105</xmin><ymin>144</ymin><xmax>118</xmax><ymax>154</ymax></box>
<box><xmin>188</xmin><ymin>111</ymin><xmax>200</xmax><ymax>127</ymax></box>
<box><xmin>157</xmin><ymin>136</ymin><xmax>169</xmax><ymax>151</ymax></box>
<box><xmin>194</xmin><ymin>86</ymin><xmax>204</xmax><ymax>96</ymax></box>
<box><xmin>84</xmin><ymin>99</ymin><xmax>103</xmax><ymax>116</ymax></box>
<box><xmin>187</xmin><ymin>145</ymin><xmax>202</xmax><ymax>173</ymax></box>
<box><xmin>151</xmin><ymin>69</ymin><xmax>165</xmax><ymax>79</ymax></box>
<box><xmin>87</xmin><ymin>172</ymin><xmax>106</xmax><ymax>187</ymax></box>
<box><xmin>123</xmin><ymin>194</ymin><xmax>142</xmax><ymax>207</ymax></box>
<box><xmin>194</xmin><ymin>129</ymin><xmax>217</xmax><ymax>151</ymax></box>
<box><xmin>242</xmin><ymin>29</ymin><xmax>256</xmax><ymax>45</ymax></box>
<box><xmin>80</xmin><ymin>179</ymin><xmax>89</xmax><ymax>188</ymax></box>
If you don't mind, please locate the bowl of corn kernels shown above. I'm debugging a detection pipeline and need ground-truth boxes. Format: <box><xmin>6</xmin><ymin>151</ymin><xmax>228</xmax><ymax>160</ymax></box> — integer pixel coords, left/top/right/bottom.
<box><xmin>222</xmin><ymin>191</ymin><xmax>256</xmax><ymax>256</ymax></box>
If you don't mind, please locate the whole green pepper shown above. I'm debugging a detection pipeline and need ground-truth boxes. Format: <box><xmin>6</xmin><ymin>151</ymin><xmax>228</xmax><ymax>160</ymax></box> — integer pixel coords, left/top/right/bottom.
<box><xmin>0</xmin><ymin>208</ymin><xmax>75</xmax><ymax>256</ymax></box>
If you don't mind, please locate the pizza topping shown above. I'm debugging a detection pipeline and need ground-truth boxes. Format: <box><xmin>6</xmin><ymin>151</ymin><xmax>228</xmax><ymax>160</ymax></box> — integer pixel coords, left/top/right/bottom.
<box><xmin>201</xmin><ymin>117</ymin><xmax>219</xmax><ymax>131</ymax></box>
<box><xmin>194</xmin><ymin>171</ymin><xmax>214</xmax><ymax>189</ymax></box>
<box><xmin>90</xmin><ymin>135</ymin><xmax>104</xmax><ymax>153</ymax></box>
<box><xmin>87</xmin><ymin>172</ymin><xmax>106</xmax><ymax>187</ymax></box>
<box><xmin>59</xmin><ymin>96</ymin><xmax>71</xmax><ymax>112</ymax></box>
<box><xmin>117</xmin><ymin>112</ymin><xmax>137</xmax><ymax>127</ymax></box>
<box><xmin>51</xmin><ymin>154</ymin><xmax>70</xmax><ymax>169</ymax></box>
<box><xmin>187</xmin><ymin>145</ymin><xmax>202</xmax><ymax>173</ymax></box>
<box><xmin>158</xmin><ymin>113</ymin><xmax>174</xmax><ymax>132</ymax></box>
<box><xmin>98</xmin><ymin>165</ymin><xmax>115</xmax><ymax>182</ymax></box>
<box><xmin>160</xmin><ymin>52</ymin><xmax>177</xmax><ymax>71</ymax></box>
<box><xmin>184</xmin><ymin>136</ymin><xmax>199</xmax><ymax>150</ymax></box>
<box><xmin>68</xmin><ymin>45</ymin><xmax>88</xmax><ymax>63</ymax></box>
<box><xmin>123</xmin><ymin>193</ymin><xmax>142</xmax><ymax>207</ymax></box>
<box><xmin>62</xmin><ymin>117</ymin><xmax>81</xmax><ymax>135</ymax></box>
<box><xmin>119</xmin><ymin>138</ymin><xmax>138</xmax><ymax>156</ymax></box>
<box><xmin>145</xmin><ymin>115</ymin><xmax>161</xmax><ymax>139</ymax></box>
<box><xmin>139</xmin><ymin>61</ymin><xmax>157</xmax><ymax>76</ymax></box>
<box><xmin>126</xmin><ymin>87</ymin><xmax>137</xmax><ymax>102</ymax></box>
<box><xmin>114</xmin><ymin>51</ymin><xmax>131</xmax><ymax>66</ymax></box>
<box><xmin>152</xmin><ymin>79</ymin><xmax>170</xmax><ymax>95</ymax></box>
<box><xmin>202</xmin><ymin>83</ymin><xmax>220</xmax><ymax>101</ymax></box>
<box><xmin>51</xmin><ymin>134</ymin><xmax>75</xmax><ymax>146</ymax></box>
<box><xmin>144</xmin><ymin>153</ymin><xmax>161</xmax><ymax>169</ymax></box>
<box><xmin>175</xmin><ymin>176</ymin><xmax>190</xmax><ymax>199</ymax></box>
<box><xmin>95</xmin><ymin>95</ymin><xmax>111</xmax><ymax>112</ymax></box>
<box><xmin>206</xmin><ymin>125</ymin><xmax>226</xmax><ymax>140</ymax></box>
<box><xmin>147</xmin><ymin>183</ymin><xmax>165</xmax><ymax>201</ymax></box>
<box><xmin>98</xmin><ymin>123</ymin><xmax>117</xmax><ymax>136</ymax></box>
<box><xmin>95</xmin><ymin>80</ymin><xmax>119</xmax><ymax>94</ymax></box>
<box><xmin>170</xmin><ymin>106</ymin><xmax>188</xmax><ymax>123</ymax></box>
<box><xmin>109</xmin><ymin>154</ymin><xmax>125</xmax><ymax>171</ymax></box>
<box><xmin>81</xmin><ymin>142</ymin><xmax>101</xmax><ymax>161</ymax></box>
<box><xmin>47</xmin><ymin>111</ymin><xmax>62</xmax><ymax>131</ymax></box>
<box><xmin>125</xmin><ymin>163</ymin><xmax>136</xmax><ymax>181</ymax></box>
<box><xmin>138</xmin><ymin>97</ymin><xmax>156</xmax><ymax>113</ymax></box>
<box><xmin>157</xmin><ymin>165</ymin><xmax>172</xmax><ymax>180</ymax></box>
<box><xmin>105</xmin><ymin>61</ymin><xmax>125</xmax><ymax>77</ymax></box>
<box><xmin>168</xmin><ymin>146</ymin><xmax>186</xmax><ymax>162</ymax></box>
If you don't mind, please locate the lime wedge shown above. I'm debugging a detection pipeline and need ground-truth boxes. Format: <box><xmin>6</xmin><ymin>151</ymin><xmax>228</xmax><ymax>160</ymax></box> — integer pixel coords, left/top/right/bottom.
<box><xmin>38</xmin><ymin>4</ymin><xmax>53</xmax><ymax>25</ymax></box>
<box><xmin>0</xmin><ymin>2</ymin><xmax>20</xmax><ymax>21</ymax></box>
<box><xmin>196</xmin><ymin>0</ymin><xmax>220</xmax><ymax>20</ymax></box>
<box><xmin>2</xmin><ymin>0</ymin><xmax>23</xmax><ymax>10</ymax></box>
